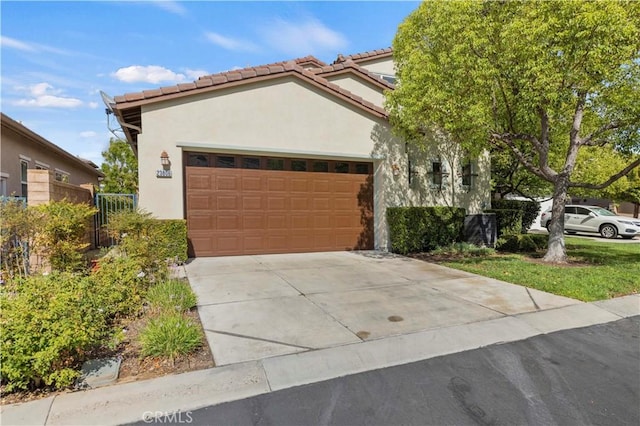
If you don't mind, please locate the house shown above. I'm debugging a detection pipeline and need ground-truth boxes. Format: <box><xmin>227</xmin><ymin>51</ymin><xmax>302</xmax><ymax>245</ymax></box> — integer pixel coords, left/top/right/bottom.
<box><xmin>110</xmin><ymin>48</ymin><xmax>491</xmax><ymax>257</ymax></box>
<box><xmin>0</xmin><ymin>113</ymin><xmax>104</xmax><ymax>198</ymax></box>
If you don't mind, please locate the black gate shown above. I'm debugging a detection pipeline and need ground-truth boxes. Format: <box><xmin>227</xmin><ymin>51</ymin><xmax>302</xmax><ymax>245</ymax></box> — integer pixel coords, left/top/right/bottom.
<box><xmin>94</xmin><ymin>193</ymin><xmax>137</xmax><ymax>247</ymax></box>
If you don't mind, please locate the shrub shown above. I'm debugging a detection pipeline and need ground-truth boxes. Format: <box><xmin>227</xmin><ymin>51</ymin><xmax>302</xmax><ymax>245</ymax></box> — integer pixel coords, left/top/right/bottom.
<box><xmin>139</xmin><ymin>313</ymin><xmax>202</xmax><ymax>361</ymax></box>
<box><xmin>0</xmin><ymin>198</ymin><xmax>41</xmax><ymax>280</ymax></box>
<box><xmin>155</xmin><ymin>220</ymin><xmax>188</xmax><ymax>264</ymax></box>
<box><xmin>0</xmin><ymin>273</ymin><xmax>109</xmax><ymax>391</ymax></box>
<box><xmin>35</xmin><ymin>200</ymin><xmax>97</xmax><ymax>272</ymax></box>
<box><xmin>147</xmin><ymin>279</ymin><xmax>197</xmax><ymax>314</ymax></box>
<box><xmin>484</xmin><ymin>209</ymin><xmax>523</xmax><ymax>238</ymax></box>
<box><xmin>495</xmin><ymin>233</ymin><xmax>549</xmax><ymax>252</ymax></box>
<box><xmin>91</xmin><ymin>255</ymin><xmax>151</xmax><ymax>318</ymax></box>
<box><xmin>387</xmin><ymin>207</ymin><xmax>466</xmax><ymax>254</ymax></box>
<box><xmin>492</xmin><ymin>199</ymin><xmax>540</xmax><ymax>233</ymax></box>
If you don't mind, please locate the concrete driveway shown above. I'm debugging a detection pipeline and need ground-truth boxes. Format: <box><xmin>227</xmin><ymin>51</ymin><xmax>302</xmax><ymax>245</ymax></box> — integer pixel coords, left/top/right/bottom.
<box><xmin>185</xmin><ymin>251</ymin><xmax>580</xmax><ymax>366</ymax></box>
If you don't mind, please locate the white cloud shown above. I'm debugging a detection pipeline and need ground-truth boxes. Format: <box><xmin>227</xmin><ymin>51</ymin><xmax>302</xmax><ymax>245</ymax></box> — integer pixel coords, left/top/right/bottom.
<box><xmin>0</xmin><ymin>36</ymin><xmax>35</xmax><ymax>51</ymax></box>
<box><xmin>259</xmin><ymin>18</ymin><xmax>348</xmax><ymax>56</ymax></box>
<box><xmin>13</xmin><ymin>82</ymin><xmax>85</xmax><ymax>109</ymax></box>
<box><xmin>0</xmin><ymin>35</ymin><xmax>70</xmax><ymax>55</ymax></box>
<box><xmin>184</xmin><ymin>68</ymin><xmax>209</xmax><ymax>80</ymax></box>
<box><xmin>150</xmin><ymin>1</ymin><xmax>187</xmax><ymax>16</ymax></box>
<box><xmin>204</xmin><ymin>32</ymin><xmax>258</xmax><ymax>52</ymax></box>
<box><xmin>88</xmin><ymin>101</ymin><xmax>99</xmax><ymax>109</ymax></box>
<box><xmin>15</xmin><ymin>95</ymin><xmax>83</xmax><ymax>108</ymax></box>
<box><xmin>80</xmin><ymin>131</ymin><xmax>97</xmax><ymax>138</ymax></box>
<box><xmin>112</xmin><ymin>65</ymin><xmax>189</xmax><ymax>84</ymax></box>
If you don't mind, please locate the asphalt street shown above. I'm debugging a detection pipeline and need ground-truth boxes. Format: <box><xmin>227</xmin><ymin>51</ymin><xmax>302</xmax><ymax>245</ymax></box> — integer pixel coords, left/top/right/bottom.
<box><xmin>133</xmin><ymin>316</ymin><xmax>640</xmax><ymax>426</ymax></box>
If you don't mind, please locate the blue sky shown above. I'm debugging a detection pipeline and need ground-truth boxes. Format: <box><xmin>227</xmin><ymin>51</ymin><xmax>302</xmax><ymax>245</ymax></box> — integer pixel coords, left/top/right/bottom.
<box><xmin>1</xmin><ymin>1</ymin><xmax>419</xmax><ymax>165</ymax></box>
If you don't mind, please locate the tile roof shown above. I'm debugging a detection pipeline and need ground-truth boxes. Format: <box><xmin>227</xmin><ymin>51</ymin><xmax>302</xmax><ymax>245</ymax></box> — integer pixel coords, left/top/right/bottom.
<box><xmin>333</xmin><ymin>47</ymin><xmax>393</xmax><ymax>65</ymax></box>
<box><xmin>311</xmin><ymin>60</ymin><xmax>395</xmax><ymax>90</ymax></box>
<box><xmin>113</xmin><ymin>60</ymin><xmax>388</xmax><ymax>119</ymax></box>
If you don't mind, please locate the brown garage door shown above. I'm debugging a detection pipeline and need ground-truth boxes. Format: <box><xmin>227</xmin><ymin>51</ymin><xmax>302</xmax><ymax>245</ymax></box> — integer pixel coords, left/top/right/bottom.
<box><xmin>185</xmin><ymin>155</ymin><xmax>373</xmax><ymax>257</ymax></box>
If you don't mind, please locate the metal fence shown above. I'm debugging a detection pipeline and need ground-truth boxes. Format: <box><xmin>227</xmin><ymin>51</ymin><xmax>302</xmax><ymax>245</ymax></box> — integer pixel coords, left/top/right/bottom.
<box><xmin>94</xmin><ymin>193</ymin><xmax>138</xmax><ymax>247</ymax></box>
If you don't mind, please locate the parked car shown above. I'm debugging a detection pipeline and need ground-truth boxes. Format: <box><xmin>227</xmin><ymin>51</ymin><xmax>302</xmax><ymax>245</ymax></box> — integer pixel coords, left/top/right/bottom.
<box><xmin>540</xmin><ymin>205</ymin><xmax>640</xmax><ymax>239</ymax></box>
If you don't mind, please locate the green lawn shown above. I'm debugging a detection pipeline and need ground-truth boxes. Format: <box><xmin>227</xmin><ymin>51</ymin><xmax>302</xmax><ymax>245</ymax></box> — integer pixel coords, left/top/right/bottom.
<box><xmin>441</xmin><ymin>237</ymin><xmax>640</xmax><ymax>301</ymax></box>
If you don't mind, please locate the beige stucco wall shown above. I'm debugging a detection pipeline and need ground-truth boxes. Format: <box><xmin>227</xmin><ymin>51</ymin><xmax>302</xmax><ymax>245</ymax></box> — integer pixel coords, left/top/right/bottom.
<box><xmin>0</xmin><ymin>123</ymin><xmax>100</xmax><ymax>197</ymax></box>
<box><xmin>356</xmin><ymin>57</ymin><xmax>395</xmax><ymax>77</ymax></box>
<box><xmin>323</xmin><ymin>74</ymin><xmax>387</xmax><ymax>108</ymax></box>
<box><xmin>136</xmin><ymin>75</ymin><xmax>490</xmax><ymax>251</ymax></box>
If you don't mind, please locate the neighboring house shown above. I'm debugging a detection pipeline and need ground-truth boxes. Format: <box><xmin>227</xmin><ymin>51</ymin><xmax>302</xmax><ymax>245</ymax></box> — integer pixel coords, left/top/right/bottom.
<box><xmin>0</xmin><ymin>112</ymin><xmax>104</xmax><ymax>198</ymax></box>
<box><xmin>110</xmin><ymin>48</ymin><xmax>491</xmax><ymax>257</ymax></box>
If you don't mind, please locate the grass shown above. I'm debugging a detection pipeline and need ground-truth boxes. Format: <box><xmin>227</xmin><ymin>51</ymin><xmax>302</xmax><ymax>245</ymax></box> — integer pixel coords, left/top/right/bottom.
<box><xmin>139</xmin><ymin>313</ymin><xmax>202</xmax><ymax>362</ymax></box>
<box><xmin>439</xmin><ymin>237</ymin><xmax>640</xmax><ymax>302</ymax></box>
<box><xmin>146</xmin><ymin>279</ymin><xmax>197</xmax><ymax>314</ymax></box>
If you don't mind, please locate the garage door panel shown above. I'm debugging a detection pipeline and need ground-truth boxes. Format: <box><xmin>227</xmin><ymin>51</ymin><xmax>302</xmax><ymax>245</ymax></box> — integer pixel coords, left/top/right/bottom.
<box><xmin>267</xmin><ymin>197</ymin><xmax>287</xmax><ymax>210</ymax></box>
<box><xmin>267</xmin><ymin>177</ymin><xmax>287</xmax><ymax>191</ymax></box>
<box><xmin>313</xmin><ymin>180</ymin><xmax>330</xmax><ymax>193</ymax></box>
<box><xmin>186</xmin><ymin>166</ymin><xmax>373</xmax><ymax>256</ymax></box>
<box><xmin>242</xmin><ymin>176</ymin><xmax>263</xmax><ymax>191</ymax></box>
<box><xmin>216</xmin><ymin>215</ymin><xmax>240</xmax><ymax>230</ymax></box>
<box><xmin>217</xmin><ymin>175</ymin><xmax>239</xmax><ymax>190</ymax></box>
<box><xmin>188</xmin><ymin>194</ymin><xmax>212</xmax><ymax>210</ymax></box>
<box><xmin>242</xmin><ymin>196</ymin><xmax>263</xmax><ymax>210</ymax></box>
<box><xmin>267</xmin><ymin>215</ymin><xmax>287</xmax><ymax>229</ymax></box>
<box><xmin>217</xmin><ymin>196</ymin><xmax>239</xmax><ymax>210</ymax></box>
<box><xmin>290</xmin><ymin>179</ymin><xmax>309</xmax><ymax>192</ymax></box>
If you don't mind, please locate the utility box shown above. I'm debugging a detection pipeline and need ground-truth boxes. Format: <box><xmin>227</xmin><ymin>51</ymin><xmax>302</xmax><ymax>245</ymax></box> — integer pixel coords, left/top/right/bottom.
<box><xmin>464</xmin><ymin>214</ymin><xmax>497</xmax><ymax>247</ymax></box>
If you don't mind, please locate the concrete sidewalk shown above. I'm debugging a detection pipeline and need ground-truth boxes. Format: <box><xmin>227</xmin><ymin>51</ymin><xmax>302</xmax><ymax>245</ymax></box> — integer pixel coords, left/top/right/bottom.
<box><xmin>2</xmin><ymin>251</ymin><xmax>639</xmax><ymax>425</ymax></box>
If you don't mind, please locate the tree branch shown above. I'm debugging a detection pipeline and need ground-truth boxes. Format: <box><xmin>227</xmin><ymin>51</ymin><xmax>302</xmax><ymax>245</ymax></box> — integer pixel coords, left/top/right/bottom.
<box><xmin>569</xmin><ymin>157</ymin><xmax>640</xmax><ymax>189</ymax></box>
<box><xmin>580</xmin><ymin>122</ymin><xmax>626</xmax><ymax>146</ymax></box>
<box><xmin>490</xmin><ymin>133</ymin><xmax>555</xmax><ymax>181</ymax></box>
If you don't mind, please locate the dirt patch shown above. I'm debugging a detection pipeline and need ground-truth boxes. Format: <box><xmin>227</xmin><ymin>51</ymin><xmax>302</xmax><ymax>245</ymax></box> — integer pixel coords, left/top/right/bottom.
<box><xmin>1</xmin><ymin>308</ymin><xmax>215</xmax><ymax>406</ymax></box>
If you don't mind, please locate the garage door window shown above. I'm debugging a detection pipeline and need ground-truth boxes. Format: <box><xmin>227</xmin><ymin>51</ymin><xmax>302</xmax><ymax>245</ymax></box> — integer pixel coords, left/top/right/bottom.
<box><xmin>216</xmin><ymin>156</ymin><xmax>236</xmax><ymax>168</ymax></box>
<box><xmin>242</xmin><ymin>157</ymin><xmax>260</xmax><ymax>169</ymax></box>
<box><xmin>291</xmin><ymin>160</ymin><xmax>307</xmax><ymax>171</ymax></box>
<box><xmin>313</xmin><ymin>161</ymin><xmax>329</xmax><ymax>172</ymax></box>
<box><xmin>186</xmin><ymin>152</ymin><xmax>372</xmax><ymax>175</ymax></box>
<box><xmin>267</xmin><ymin>158</ymin><xmax>285</xmax><ymax>170</ymax></box>
<box><xmin>188</xmin><ymin>154</ymin><xmax>210</xmax><ymax>167</ymax></box>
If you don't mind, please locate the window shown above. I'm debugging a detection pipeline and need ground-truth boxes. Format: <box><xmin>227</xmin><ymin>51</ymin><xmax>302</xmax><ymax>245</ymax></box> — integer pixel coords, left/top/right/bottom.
<box><xmin>312</xmin><ymin>161</ymin><xmax>328</xmax><ymax>172</ymax></box>
<box><xmin>215</xmin><ymin>156</ymin><xmax>235</xmax><ymax>168</ymax></box>
<box><xmin>20</xmin><ymin>160</ymin><xmax>28</xmax><ymax>197</ymax></box>
<box><xmin>334</xmin><ymin>162</ymin><xmax>350</xmax><ymax>173</ymax></box>
<box><xmin>355</xmin><ymin>163</ymin><xmax>370</xmax><ymax>174</ymax></box>
<box><xmin>242</xmin><ymin>157</ymin><xmax>260</xmax><ymax>169</ymax></box>
<box><xmin>187</xmin><ymin>154</ymin><xmax>209</xmax><ymax>167</ymax></box>
<box><xmin>266</xmin><ymin>158</ymin><xmax>285</xmax><ymax>170</ymax></box>
<box><xmin>576</xmin><ymin>207</ymin><xmax>591</xmax><ymax>216</ymax></box>
<box><xmin>0</xmin><ymin>176</ymin><xmax>7</xmax><ymax>197</ymax></box>
<box><xmin>55</xmin><ymin>170</ymin><xmax>70</xmax><ymax>182</ymax></box>
<box><xmin>291</xmin><ymin>160</ymin><xmax>307</xmax><ymax>171</ymax></box>
<box><xmin>431</xmin><ymin>161</ymin><xmax>443</xmax><ymax>185</ymax></box>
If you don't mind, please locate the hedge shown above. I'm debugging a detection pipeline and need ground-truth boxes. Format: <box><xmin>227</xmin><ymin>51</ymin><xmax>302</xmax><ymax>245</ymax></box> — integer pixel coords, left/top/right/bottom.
<box><xmin>495</xmin><ymin>233</ymin><xmax>548</xmax><ymax>252</ymax></box>
<box><xmin>155</xmin><ymin>219</ymin><xmax>188</xmax><ymax>263</ymax></box>
<box><xmin>484</xmin><ymin>209</ymin><xmax>522</xmax><ymax>238</ymax></box>
<box><xmin>491</xmin><ymin>199</ymin><xmax>540</xmax><ymax>233</ymax></box>
<box><xmin>387</xmin><ymin>206</ymin><xmax>466</xmax><ymax>254</ymax></box>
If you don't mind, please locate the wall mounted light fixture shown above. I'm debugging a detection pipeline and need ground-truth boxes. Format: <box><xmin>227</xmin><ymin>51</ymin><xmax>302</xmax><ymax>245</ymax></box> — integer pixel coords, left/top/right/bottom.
<box><xmin>160</xmin><ymin>150</ymin><xmax>170</xmax><ymax>167</ymax></box>
<box><xmin>391</xmin><ymin>163</ymin><xmax>401</xmax><ymax>177</ymax></box>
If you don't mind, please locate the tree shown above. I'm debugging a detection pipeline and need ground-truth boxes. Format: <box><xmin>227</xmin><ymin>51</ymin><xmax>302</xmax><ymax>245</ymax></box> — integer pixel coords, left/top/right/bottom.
<box><xmin>387</xmin><ymin>0</ymin><xmax>640</xmax><ymax>263</ymax></box>
<box><xmin>100</xmin><ymin>138</ymin><xmax>138</xmax><ymax>194</ymax></box>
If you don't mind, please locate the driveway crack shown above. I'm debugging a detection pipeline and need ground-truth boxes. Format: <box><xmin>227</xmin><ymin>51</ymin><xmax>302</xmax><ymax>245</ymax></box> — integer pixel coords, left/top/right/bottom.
<box><xmin>204</xmin><ymin>329</ymin><xmax>314</xmax><ymax>350</ymax></box>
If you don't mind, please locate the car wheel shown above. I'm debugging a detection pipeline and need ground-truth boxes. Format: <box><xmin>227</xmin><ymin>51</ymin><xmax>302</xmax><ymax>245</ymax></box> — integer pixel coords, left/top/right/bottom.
<box><xmin>600</xmin><ymin>224</ymin><xmax>618</xmax><ymax>239</ymax></box>
<box><xmin>545</xmin><ymin>222</ymin><xmax>551</xmax><ymax>232</ymax></box>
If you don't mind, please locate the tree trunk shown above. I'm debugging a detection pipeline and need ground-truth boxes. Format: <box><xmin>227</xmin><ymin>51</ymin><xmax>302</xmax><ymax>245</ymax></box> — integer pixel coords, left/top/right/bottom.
<box><xmin>542</xmin><ymin>175</ymin><xmax>569</xmax><ymax>263</ymax></box>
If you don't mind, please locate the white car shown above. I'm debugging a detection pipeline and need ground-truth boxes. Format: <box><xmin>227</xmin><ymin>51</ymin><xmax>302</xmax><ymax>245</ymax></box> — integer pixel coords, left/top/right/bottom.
<box><xmin>540</xmin><ymin>205</ymin><xmax>640</xmax><ymax>239</ymax></box>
